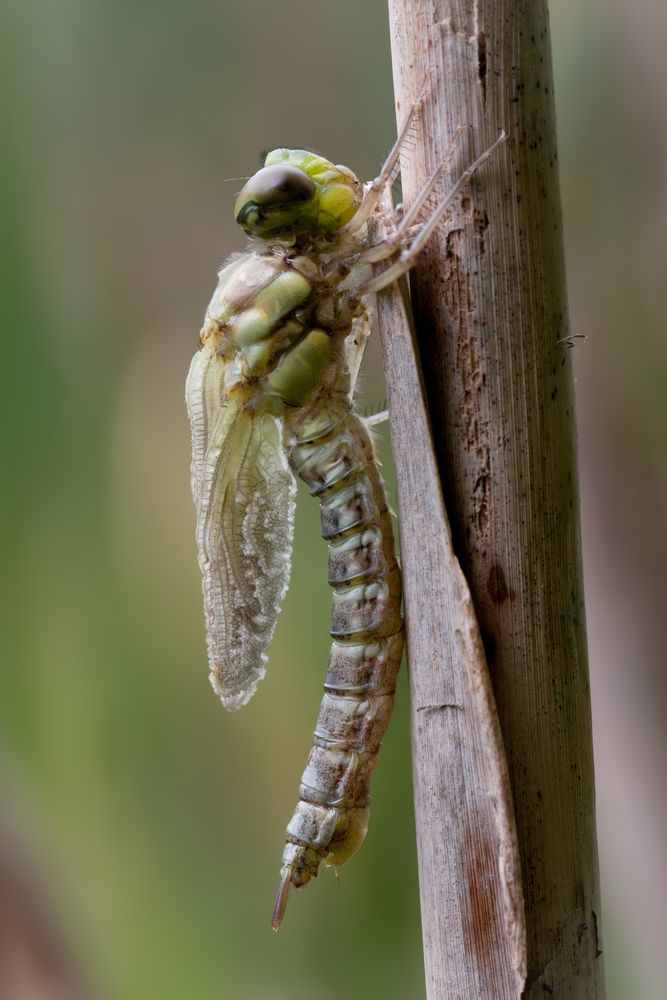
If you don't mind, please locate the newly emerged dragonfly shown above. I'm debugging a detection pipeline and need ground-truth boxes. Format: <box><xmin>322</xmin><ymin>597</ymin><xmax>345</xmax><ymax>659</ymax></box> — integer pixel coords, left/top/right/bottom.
<box><xmin>186</xmin><ymin>95</ymin><xmax>504</xmax><ymax>928</ymax></box>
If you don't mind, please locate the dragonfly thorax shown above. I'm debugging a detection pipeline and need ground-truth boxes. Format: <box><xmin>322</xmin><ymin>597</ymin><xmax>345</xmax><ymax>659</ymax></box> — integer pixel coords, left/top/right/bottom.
<box><xmin>199</xmin><ymin>241</ymin><xmax>361</xmax><ymax>414</ymax></box>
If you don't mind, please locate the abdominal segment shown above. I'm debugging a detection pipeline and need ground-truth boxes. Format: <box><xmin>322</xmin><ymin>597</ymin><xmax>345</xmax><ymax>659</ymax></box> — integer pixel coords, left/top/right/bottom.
<box><xmin>276</xmin><ymin>399</ymin><xmax>404</xmax><ymax>910</ymax></box>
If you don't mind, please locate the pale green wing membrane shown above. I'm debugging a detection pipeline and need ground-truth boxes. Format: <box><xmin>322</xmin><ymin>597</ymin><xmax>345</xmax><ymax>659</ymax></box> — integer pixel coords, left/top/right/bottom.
<box><xmin>186</xmin><ymin>348</ymin><xmax>296</xmax><ymax>710</ymax></box>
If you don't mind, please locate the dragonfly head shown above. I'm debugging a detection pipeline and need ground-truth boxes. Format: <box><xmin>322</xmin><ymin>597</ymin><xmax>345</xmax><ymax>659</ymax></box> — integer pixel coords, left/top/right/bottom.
<box><xmin>234</xmin><ymin>149</ymin><xmax>362</xmax><ymax>239</ymax></box>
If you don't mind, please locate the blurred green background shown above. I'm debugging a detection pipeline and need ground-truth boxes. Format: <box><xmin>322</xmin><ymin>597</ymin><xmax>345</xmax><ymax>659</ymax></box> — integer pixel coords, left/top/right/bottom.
<box><xmin>1</xmin><ymin>1</ymin><xmax>664</xmax><ymax>998</ymax></box>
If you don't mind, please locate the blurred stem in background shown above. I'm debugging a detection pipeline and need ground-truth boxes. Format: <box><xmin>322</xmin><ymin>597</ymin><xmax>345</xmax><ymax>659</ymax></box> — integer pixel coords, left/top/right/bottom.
<box><xmin>0</xmin><ymin>788</ymin><xmax>89</xmax><ymax>999</ymax></box>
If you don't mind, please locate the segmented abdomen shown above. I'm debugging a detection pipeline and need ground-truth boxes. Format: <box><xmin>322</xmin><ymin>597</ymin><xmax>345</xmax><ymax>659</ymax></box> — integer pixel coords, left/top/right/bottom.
<box><xmin>275</xmin><ymin>396</ymin><xmax>404</xmax><ymax>918</ymax></box>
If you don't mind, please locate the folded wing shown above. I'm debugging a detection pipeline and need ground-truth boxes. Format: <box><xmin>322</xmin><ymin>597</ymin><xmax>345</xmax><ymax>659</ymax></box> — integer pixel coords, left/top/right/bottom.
<box><xmin>186</xmin><ymin>348</ymin><xmax>296</xmax><ymax>710</ymax></box>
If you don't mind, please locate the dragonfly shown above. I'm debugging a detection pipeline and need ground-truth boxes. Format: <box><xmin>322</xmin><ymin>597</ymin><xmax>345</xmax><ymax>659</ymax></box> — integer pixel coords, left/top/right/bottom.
<box><xmin>185</xmin><ymin>92</ymin><xmax>505</xmax><ymax>929</ymax></box>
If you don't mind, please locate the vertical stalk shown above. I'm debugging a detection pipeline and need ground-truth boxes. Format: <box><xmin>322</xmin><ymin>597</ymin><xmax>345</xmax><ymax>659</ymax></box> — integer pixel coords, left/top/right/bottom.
<box><xmin>383</xmin><ymin>1</ymin><xmax>605</xmax><ymax>997</ymax></box>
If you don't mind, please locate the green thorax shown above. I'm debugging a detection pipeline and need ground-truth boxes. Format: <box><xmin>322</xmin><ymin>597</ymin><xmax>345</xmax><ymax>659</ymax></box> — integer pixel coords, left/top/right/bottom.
<box><xmin>202</xmin><ymin>249</ymin><xmax>345</xmax><ymax>412</ymax></box>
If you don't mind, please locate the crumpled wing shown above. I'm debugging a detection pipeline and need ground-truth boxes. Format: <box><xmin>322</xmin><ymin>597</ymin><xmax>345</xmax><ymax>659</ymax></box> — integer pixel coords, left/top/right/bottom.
<box><xmin>344</xmin><ymin>302</ymin><xmax>373</xmax><ymax>400</ymax></box>
<box><xmin>186</xmin><ymin>348</ymin><xmax>296</xmax><ymax>710</ymax></box>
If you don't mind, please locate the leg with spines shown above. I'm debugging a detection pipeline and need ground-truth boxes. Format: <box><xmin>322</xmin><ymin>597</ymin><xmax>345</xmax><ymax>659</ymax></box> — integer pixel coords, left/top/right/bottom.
<box><xmin>342</xmin><ymin>74</ymin><xmax>433</xmax><ymax>236</ymax></box>
<box><xmin>362</xmin><ymin>130</ymin><xmax>507</xmax><ymax>293</ymax></box>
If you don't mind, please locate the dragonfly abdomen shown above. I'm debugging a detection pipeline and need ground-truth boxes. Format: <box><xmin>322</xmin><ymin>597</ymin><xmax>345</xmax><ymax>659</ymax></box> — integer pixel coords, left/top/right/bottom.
<box><xmin>275</xmin><ymin>400</ymin><xmax>403</xmax><ymax>920</ymax></box>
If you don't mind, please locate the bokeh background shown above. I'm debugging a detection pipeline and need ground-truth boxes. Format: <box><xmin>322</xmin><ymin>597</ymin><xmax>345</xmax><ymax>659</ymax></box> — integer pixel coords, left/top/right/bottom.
<box><xmin>1</xmin><ymin>1</ymin><xmax>665</xmax><ymax>997</ymax></box>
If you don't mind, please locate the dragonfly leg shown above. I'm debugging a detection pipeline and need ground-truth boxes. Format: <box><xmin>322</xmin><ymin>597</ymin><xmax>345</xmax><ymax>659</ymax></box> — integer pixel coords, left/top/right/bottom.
<box><xmin>365</xmin><ymin>408</ymin><xmax>389</xmax><ymax>429</ymax></box>
<box><xmin>363</xmin><ymin>130</ymin><xmax>507</xmax><ymax>294</ymax></box>
<box><xmin>342</xmin><ymin>73</ymin><xmax>433</xmax><ymax>236</ymax></box>
<box><xmin>356</xmin><ymin>125</ymin><xmax>468</xmax><ymax>267</ymax></box>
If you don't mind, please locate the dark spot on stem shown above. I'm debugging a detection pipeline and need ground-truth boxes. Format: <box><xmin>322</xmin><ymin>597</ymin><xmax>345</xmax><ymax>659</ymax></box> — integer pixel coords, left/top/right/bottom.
<box><xmin>487</xmin><ymin>564</ymin><xmax>510</xmax><ymax>604</ymax></box>
<box><xmin>478</xmin><ymin>31</ymin><xmax>487</xmax><ymax>103</ymax></box>
<box><xmin>417</xmin><ymin>703</ymin><xmax>463</xmax><ymax>714</ymax></box>
<box><xmin>461</xmin><ymin>820</ymin><xmax>500</xmax><ymax>966</ymax></box>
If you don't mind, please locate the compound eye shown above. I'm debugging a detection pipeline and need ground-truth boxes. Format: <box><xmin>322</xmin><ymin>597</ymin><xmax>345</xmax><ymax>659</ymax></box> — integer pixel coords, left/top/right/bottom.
<box><xmin>249</xmin><ymin>164</ymin><xmax>315</xmax><ymax>205</ymax></box>
<box><xmin>235</xmin><ymin>165</ymin><xmax>316</xmax><ymax>223</ymax></box>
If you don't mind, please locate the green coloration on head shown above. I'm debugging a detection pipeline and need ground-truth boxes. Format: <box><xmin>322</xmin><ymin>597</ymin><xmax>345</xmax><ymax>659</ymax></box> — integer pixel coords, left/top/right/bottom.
<box><xmin>235</xmin><ymin>149</ymin><xmax>362</xmax><ymax>238</ymax></box>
